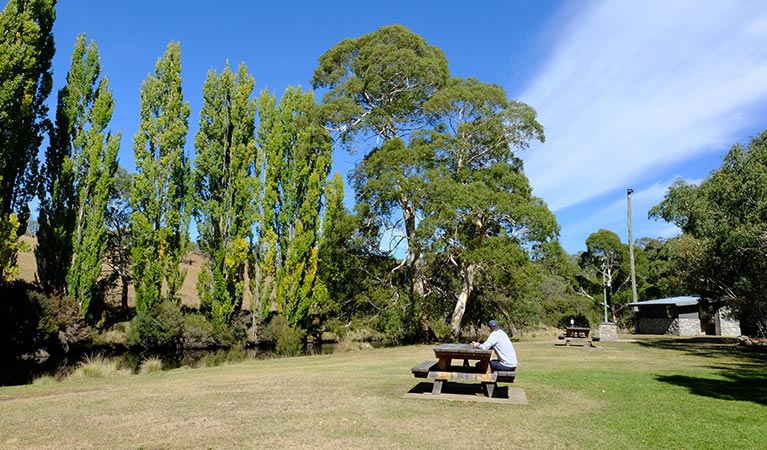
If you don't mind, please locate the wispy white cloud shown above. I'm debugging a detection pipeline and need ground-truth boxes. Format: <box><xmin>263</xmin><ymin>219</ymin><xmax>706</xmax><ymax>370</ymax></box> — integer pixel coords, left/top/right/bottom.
<box><xmin>519</xmin><ymin>0</ymin><xmax>767</xmax><ymax>214</ymax></box>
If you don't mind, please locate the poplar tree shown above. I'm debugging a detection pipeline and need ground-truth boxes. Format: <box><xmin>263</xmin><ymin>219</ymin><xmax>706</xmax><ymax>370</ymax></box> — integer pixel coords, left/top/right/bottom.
<box><xmin>37</xmin><ymin>34</ymin><xmax>120</xmax><ymax>315</ymax></box>
<box><xmin>131</xmin><ymin>42</ymin><xmax>191</xmax><ymax>311</ymax></box>
<box><xmin>193</xmin><ymin>62</ymin><xmax>258</xmax><ymax>326</ymax></box>
<box><xmin>256</xmin><ymin>87</ymin><xmax>332</xmax><ymax>327</ymax></box>
<box><xmin>0</xmin><ymin>0</ymin><xmax>55</xmax><ymax>282</ymax></box>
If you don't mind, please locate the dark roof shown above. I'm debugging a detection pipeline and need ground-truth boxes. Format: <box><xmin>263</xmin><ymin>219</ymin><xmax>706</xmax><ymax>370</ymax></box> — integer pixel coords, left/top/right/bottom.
<box><xmin>627</xmin><ymin>296</ymin><xmax>700</xmax><ymax>307</ymax></box>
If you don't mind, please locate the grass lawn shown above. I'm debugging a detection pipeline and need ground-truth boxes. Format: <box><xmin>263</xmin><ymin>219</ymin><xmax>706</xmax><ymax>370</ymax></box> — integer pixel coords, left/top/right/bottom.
<box><xmin>1</xmin><ymin>335</ymin><xmax>765</xmax><ymax>449</ymax></box>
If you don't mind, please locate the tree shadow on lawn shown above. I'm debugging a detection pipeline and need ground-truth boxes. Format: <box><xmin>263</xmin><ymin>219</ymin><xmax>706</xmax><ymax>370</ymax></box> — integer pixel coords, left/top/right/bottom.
<box><xmin>636</xmin><ymin>337</ymin><xmax>767</xmax><ymax>406</ymax></box>
<box><xmin>635</xmin><ymin>336</ymin><xmax>767</xmax><ymax>364</ymax></box>
<box><xmin>655</xmin><ymin>368</ymin><xmax>767</xmax><ymax>406</ymax></box>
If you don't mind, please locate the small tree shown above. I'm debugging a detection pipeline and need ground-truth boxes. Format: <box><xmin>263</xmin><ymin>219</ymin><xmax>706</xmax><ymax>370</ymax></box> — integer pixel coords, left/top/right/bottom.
<box><xmin>105</xmin><ymin>167</ymin><xmax>132</xmax><ymax>314</ymax></box>
<box><xmin>579</xmin><ymin>229</ymin><xmax>630</xmax><ymax>323</ymax></box>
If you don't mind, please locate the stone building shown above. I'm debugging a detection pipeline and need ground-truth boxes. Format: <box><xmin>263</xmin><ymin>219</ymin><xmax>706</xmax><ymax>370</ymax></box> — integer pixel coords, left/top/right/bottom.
<box><xmin>628</xmin><ymin>296</ymin><xmax>741</xmax><ymax>337</ymax></box>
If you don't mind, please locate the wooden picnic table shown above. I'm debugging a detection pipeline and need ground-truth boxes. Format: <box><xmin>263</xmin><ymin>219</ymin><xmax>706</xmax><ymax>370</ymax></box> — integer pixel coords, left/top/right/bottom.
<box><xmin>411</xmin><ymin>343</ymin><xmax>516</xmax><ymax>398</ymax></box>
<box><xmin>433</xmin><ymin>343</ymin><xmax>493</xmax><ymax>372</ymax></box>
<box><xmin>556</xmin><ymin>327</ymin><xmax>595</xmax><ymax>347</ymax></box>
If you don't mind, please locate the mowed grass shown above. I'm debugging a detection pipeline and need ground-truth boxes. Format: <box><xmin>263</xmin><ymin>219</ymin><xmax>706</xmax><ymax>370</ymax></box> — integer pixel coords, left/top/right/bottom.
<box><xmin>1</xmin><ymin>336</ymin><xmax>765</xmax><ymax>450</ymax></box>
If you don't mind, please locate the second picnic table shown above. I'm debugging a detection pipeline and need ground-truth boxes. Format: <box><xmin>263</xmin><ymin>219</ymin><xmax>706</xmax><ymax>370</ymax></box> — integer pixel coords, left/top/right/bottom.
<box><xmin>556</xmin><ymin>327</ymin><xmax>595</xmax><ymax>347</ymax></box>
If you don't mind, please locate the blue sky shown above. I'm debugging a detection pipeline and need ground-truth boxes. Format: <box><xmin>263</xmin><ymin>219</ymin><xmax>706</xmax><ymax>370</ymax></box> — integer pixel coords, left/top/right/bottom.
<box><xmin>50</xmin><ymin>0</ymin><xmax>767</xmax><ymax>254</ymax></box>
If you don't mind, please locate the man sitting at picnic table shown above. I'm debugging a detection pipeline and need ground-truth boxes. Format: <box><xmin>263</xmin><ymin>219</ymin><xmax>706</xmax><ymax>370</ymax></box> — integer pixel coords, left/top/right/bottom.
<box><xmin>471</xmin><ymin>320</ymin><xmax>517</xmax><ymax>371</ymax></box>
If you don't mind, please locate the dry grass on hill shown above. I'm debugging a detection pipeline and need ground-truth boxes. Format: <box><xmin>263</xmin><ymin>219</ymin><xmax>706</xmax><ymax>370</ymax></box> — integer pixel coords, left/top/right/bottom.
<box><xmin>16</xmin><ymin>235</ymin><xmax>205</xmax><ymax>309</ymax></box>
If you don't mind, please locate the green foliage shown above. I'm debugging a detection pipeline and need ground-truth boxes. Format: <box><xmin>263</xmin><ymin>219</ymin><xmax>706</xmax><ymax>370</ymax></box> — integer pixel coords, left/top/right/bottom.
<box><xmin>417</xmin><ymin>77</ymin><xmax>552</xmax><ymax>337</ymax></box>
<box><xmin>182</xmin><ymin>312</ymin><xmax>215</xmax><ymax>348</ymax></box>
<box><xmin>104</xmin><ymin>167</ymin><xmax>133</xmax><ymax>313</ymax></box>
<box><xmin>36</xmin><ymin>292</ymin><xmax>92</xmax><ymax>351</ymax></box>
<box><xmin>429</xmin><ymin>316</ymin><xmax>452</xmax><ymax>342</ymax></box>
<box><xmin>0</xmin><ymin>0</ymin><xmax>55</xmax><ymax>281</ymax></box>
<box><xmin>579</xmin><ymin>229</ymin><xmax>633</xmax><ymax>323</ymax></box>
<box><xmin>651</xmin><ymin>129</ymin><xmax>767</xmax><ymax>336</ymax></box>
<box><xmin>0</xmin><ymin>213</ymin><xmax>24</xmax><ymax>282</ymax></box>
<box><xmin>317</xmin><ymin>172</ymin><xmax>408</xmax><ymax>340</ymax></box>
<box><xmin>255</xmin><ymin>86</ymin><xmax>332</xmax><ymax>327</ymax></box>
<box><xmin>312</xmin><ymin>24</ymin><xmax>449</xmax><ymax>144</ymax></box>
<box><xmin>634</xmin><ymin>237</ymin><xmax>684</xmax><ymax>300</ymax></box>
<box><xmin>37</xmin><ymin>33</ymin><xmax>119</xmax><ymax>313</ymax></box>
<box><xmin>262</xmin><ymin>315</ymin><xmax>305</xmax><ymax>356</ymax></box>
<box><xmin>193</xmin><ymin>62</ymin><xmax>257</xmax><ymax>327</ymax></box>
<box><xmin>0</xmin><ymin>281</ymin><xmax>93</xmax><ymax>356</ymax></box>
<box><xmin>313</xmin><ymin>25</ymin><xmax>450</xmax><ymax>339</ymax></box>
<box><xmin>314</xmin><ymin>26</ymin><xmax>556</xmax><ymax>341</ymax></box>
<box><xmin>128</xmin><ymin>300</ymin><xmax>184</xmax><ymax>350</ymax></box>
<box><xmin>131</xmin><ymin>42</ymin><xmax>191</xmax><ymax>311</ymax></box>
<box><xmin>0</xmin><ymin>281</ymin><xmax>44</xmax><ymax>355</ymax></box>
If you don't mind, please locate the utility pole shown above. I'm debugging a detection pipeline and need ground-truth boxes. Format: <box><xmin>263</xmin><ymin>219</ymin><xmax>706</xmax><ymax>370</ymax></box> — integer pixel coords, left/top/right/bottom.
<box><xmin>627</xmin><ymin>188</ymin><xmax>638</xmax><ymax>303</ymax></box>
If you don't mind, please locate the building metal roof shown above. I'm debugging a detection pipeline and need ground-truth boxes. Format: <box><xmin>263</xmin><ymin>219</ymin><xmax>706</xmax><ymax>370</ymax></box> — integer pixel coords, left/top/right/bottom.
<box><xmin>627</xmin><ymin>296</ymin><xmax>700</xmax><ymax>307</ymax></box>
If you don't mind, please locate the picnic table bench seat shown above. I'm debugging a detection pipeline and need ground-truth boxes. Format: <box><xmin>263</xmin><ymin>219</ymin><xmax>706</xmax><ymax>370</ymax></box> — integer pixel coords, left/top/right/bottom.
<box><xmin>411</xmin><ymin>360</ymin><xmax>438</xmax><ymax>378</ymax></box>
<box><xmin>496</xmin><ymin>370</ymin><xmax>516</xmax><ymax>383</ymax></box>
<box><xmin>411</xmin><ymin>359</ymin><xmax>516</xmax><ymax>397</ymax></box>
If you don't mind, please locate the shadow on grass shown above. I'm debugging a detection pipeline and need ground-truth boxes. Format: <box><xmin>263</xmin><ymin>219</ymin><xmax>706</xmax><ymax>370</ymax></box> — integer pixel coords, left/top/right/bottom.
<box><xmin>636</xmin><ymin>336</ymin><xmax>767</xmax><ymax>406</ymax></box>
<box><xmin>635</xmin><ymin>336</ymin><xmax>767</xmax><ymax>364</ymax></box>
<box><xmin>656</xmin><ymin>369</ymin><xmax>767</xmax><ymax>406</ymax></box>
<box><xmin>407</xmin><ymin>381</ymin><xmax>510</xmax><ymax>398</ymax></box>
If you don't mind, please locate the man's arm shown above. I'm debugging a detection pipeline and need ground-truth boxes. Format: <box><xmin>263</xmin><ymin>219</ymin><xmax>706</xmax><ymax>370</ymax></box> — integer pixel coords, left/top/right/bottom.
<box><xmin>473</xmin><ymin>334</ymin><xmax>497</xmax><ymax>350</ymax></box>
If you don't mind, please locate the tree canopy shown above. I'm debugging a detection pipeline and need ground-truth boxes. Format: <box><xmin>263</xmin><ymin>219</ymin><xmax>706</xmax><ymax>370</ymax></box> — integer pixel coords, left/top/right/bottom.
<box><xmin>651</xmin><ymin>129</ymin><xmax>767</xmax><ymax>336</ymax></box>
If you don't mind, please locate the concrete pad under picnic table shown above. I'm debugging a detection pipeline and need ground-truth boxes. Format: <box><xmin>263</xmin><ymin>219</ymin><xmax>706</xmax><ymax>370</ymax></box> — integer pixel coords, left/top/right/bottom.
<box><xmin>404</xmin><ymin>382</ymin><xmax>527</xmax><ymax>404</ymax></box>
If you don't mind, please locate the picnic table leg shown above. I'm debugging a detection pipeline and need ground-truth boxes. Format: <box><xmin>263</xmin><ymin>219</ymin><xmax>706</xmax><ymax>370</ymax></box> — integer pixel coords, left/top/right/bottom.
<box><xmin>432</xmin><ymin>379</ymin><xmax>443</xmax><ymax>394</ymax></box>
<box><xmin>483</xmin><ymin>382</ymin><xmax>496</xmax><ymax>398</ymax></box>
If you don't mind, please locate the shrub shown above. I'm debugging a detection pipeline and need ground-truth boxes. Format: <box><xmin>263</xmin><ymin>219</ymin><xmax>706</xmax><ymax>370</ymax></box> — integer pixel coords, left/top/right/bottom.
<box><xmin>195</xmin><ymin>344</ymin><xmax>248</xmax><ymax>368</ymax></box>
<box><xmin>322</xmin><ymin>317</ymin><xmax>346</xmax><ymax>341</ymax></box>
<box><xmin>128</xmin><ymin>300</ymin><xmax>184</xmax><ymax>351</ymax></box>
<box><xmin>37</xmin><ymin>293</ymin><xmax>93</xmax><ymax>353</ymax></box>
<box><xmin>262</xmin><ymin>315</ymin><xmax>305</xmax><ymax>357</ymax></box>
<box><xmin>0</xmin><ymin>282</ymin><xmax>44</xmax><ymax>356</ymax></box>
<box><xmin>371</xmin><ymin>306</ymin><xmax>409</xmax><ymax>344</ymax></box>
<box><xmin>182</xmin><ymin>313</ymin><xmax>214</xmax><ymax>348</ymax></box>
<box><xmin>92</xmin><ymin>321</ymin><xmax>131</xmax><ymax>348</ymax></box>
<box><xmin>430</xmin><ymin>316</ymin><xmax>452</xmax><ymax>342</ymax></box>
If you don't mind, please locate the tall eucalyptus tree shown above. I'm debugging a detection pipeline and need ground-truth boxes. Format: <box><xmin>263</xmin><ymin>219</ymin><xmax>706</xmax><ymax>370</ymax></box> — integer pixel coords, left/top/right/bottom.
<box><xmin>417</xmin><ymin>77</ymin><xmax>554</xmax><ymax>337</ymax></box>
<box><xmin>312</xmin><ymin>24</ymin><xmax>449</xmax><ymax>335</ymax></box>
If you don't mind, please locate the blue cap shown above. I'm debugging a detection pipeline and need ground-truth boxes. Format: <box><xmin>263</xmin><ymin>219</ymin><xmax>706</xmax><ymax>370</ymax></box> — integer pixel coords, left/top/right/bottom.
<box><xmin>488</xmin><ymin>320</ymin><xmax>499</xmax><ymax>329</ymax></box>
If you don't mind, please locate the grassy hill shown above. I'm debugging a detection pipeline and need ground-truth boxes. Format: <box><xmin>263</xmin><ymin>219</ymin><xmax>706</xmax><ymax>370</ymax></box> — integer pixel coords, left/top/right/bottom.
<box><xmin>16</xmin><ymin>235</ymin><xmax>205</xmax><ymax>308</ymax></box>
